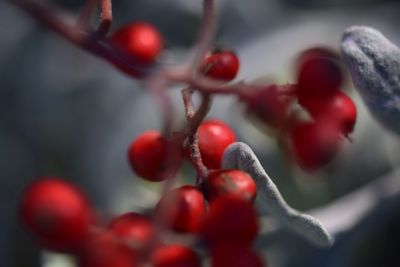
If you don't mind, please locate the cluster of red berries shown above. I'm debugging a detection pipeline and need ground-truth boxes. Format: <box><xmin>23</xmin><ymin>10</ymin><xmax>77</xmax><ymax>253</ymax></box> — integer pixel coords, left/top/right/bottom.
<box><xmin>109</xmin><ymin>21</ymin><xmax>241</xmax><ymax>82</ymax></box>
<box><xmin>19</xmin><ymin>178</ymin><xmax>196</xmax><ymax>266</ymax></box>
<box><xmin>19</xmin><ymin>120</ymin><xmax>263</xmax><ymax>266</ymax></box>
<box><xmin>20</xmin><ymin>21</ymin><xmax>267</xmax><ymax>266</ymax></box>
<box><xmin>108</xmin><ymin>22</ymin><xmax>357</xmax><ymax>174</ymax></box>
<box><xmin>244</xmin><ymin>47</ymin><xmax>357</xmax><ymax>171</ymax></box>
<box><xmin>290</xmin><ymin>48</ymin><xmax>357</xmax><ymax>171</ymax></box>
<box><xmin>126</xmin><ymin>119</ymin><xmax>262</xmax><ymax>265</ymax></box>
<box><xmin>18</xmin><ymin>13</ymin><xmax>357</xmax><ymax>265</ymax></box>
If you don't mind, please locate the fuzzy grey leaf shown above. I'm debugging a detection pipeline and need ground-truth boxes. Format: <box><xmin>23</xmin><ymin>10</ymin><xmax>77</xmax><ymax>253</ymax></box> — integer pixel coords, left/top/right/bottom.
<box><xmin>222</xmin><ymin>142</ymin><xmax>334</xmax><ymax>248</ymax></box>
<box><xmin>341</xmin><ymin>26</ymin><xmax>400</xmax><ymax>134</ymax></box>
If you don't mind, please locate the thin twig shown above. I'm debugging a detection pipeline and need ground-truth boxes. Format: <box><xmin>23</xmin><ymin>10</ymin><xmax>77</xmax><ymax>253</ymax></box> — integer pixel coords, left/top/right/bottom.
<box><xmin>78</xmin><ymin>0</ymin><xmax>97</xmax><ymax>29</ymax></box>
<box><xmin>181</xmin><ymin>88</ymin><xmax>210</xmax><ymax>182</ymax></box>
<box><xmin>13</xmin><ymin>0</ymin><xmax>148</xmax><ymax>78</ymax></box>
<box><xmin>96</xmin><ymin>0</ymin><xmax>112</xmax><ymax>37</ymax></box>
<box><xmin>165</xmin><ymin>69</ymin><xmax>246</xmax><ymax>95</ymax></box>
<box><xmin>187</xmin><ymin>0</ymin><xmax>216</xmax><ymax>74</ymax></box>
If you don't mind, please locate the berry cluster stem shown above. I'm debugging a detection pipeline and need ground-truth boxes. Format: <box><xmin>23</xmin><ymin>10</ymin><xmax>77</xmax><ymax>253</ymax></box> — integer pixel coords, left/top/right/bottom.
<box><xmin>188</xmin><ymin>0</ymin><xmax>216</xmax><ymax>73</ymax></box>
<box><xmin>96</xmin><ymin>0</ymin><xmax>112</xmax><ymax>37</ymax></box>
<box><xmin>13</xmin><ymin>0</ymin><xmax>149</xmax><ymax>76</ymax></box>
<box><xmin>181</xmin><ymin>88</ymin><xmax>210</xmax><ymax>182</ymax></box>
<box><xmin>78</xmin><ymin>0</ymin><xmax>97</xmax><ymax>29</ymax></box>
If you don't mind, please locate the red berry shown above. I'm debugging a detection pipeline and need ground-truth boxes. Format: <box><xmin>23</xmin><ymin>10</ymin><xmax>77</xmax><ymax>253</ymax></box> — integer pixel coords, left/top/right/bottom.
<box><xmin>211</xmin><ymin>245</ymin><xmax>265</xmax><ymax>267</ymax></box>
<box><xmin>296</xmin><ymin>48</ymin><xmax>342</xmax><ymax>96</ymax></box>
<box><xmin>128</xmin><ymin>130</ymin><xmax>181</xmax><ymax>182</ymax></box>
<box><xmin>298</xmin><ymin>91</ymin><xmax>357</xmax><ymax>136</ymax></box>
<box><xmin>78</xmin><ymin>232</ymin><xmax>137</xmax><ymax>267</ymax></box>
<box><xmin>201</xmin><ymin>49</ymin><xmax>240</xmax><ymax>82</ymax></box>
<box><xmin>289</xmin><ymin>121</ymin><xmax>341</xmax><ymax>171</ymax></box>
<box><xmin>245</xmin><ymin>85</ymin><xmax>294</xmax><ymax>129</ymax></box>
<box><xmin>205</xmin><ymin>169</ymin><xmax>257</xmax><ymax>203</ymax></box>
<box><xmin>151</xmin><ymin>244</ymin><xmax>201</xmax><ymax>267</ymax></box>
<box><xmin>111</xmin><ymin>22</ymin><xmax>163</xmax><ymax>64</ymax></box>
<box><xmin>108</xmin><ymin>212</ymin><xmax>154</xmax><ymax>248</ymax></box>
<box><xmin>200</xmin><ymin>195</ymin><xmax>259</xmax><ymax>247</ymax></box>
<box><xmin>156</xmin><ymin>185</ymin><xmax>206</xmax><ymax>233</ymax></box>
<box><xmin>198</xmin><ymin>120</ymin><xmax>236</xmax><ymax>170</ymax></box>
<box><xmin>19</xmin><ymin>178</ymin><xmax>93</xmax><ymax>252</ymax></box>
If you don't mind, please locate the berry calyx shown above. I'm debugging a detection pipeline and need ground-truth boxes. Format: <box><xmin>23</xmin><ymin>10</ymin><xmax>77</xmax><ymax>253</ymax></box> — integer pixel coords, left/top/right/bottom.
<box><xmin>205</xmin><ymin>169</ymin><xmax>257</xmax><ymax>203</ymax></box>
<box><xmin>200</xmin><ymin>195</ymin><xmax>259</xmax><ymax>247</ymax></box>
<box><xmin>201</xmin><ymin>49</ymin><xmax>240</xmax><ymax>82</ymax></box>
<box><xmin>296</xmin><ymin>47</ymin><xmax>343</xmax><ymax>96</ymax></box>
<box><xmin>19</xmin><ymin>178</ymin><xmax>93</xmax><ymax>252</ymax></box>
<box><xmin>156</xmin><ymin>185</ymin><xmax>206</xmax><ymax>233</ymax></box>
<box><xmin>197</xmin><ymin>120</ymin><xmax>236</xmax><ymax>170</ymax></box>
<box><xmin>211</xmin><ymin>245</ymin><xmax>265</xmax><ymax>267</ymax></box>
<box><xmin>151</xmin><ymin>244</ymin><xmax>201</xmax><ymax>267</ymax></box>
<box><xmin>128</xmin><ymin>130</ymin><xmax>182</xmax><ymax>182</ymax></box>
<box><xmin>298</xmin><ymin>91</ymin><xmax>357</xmax><ymax>137</ymax></box>
<box><xmin>111</xmin><ymin>22</ymin><xmax>163</xmax><ymax>65</ymax></box>
<box><xmin>77</xmin><ymin>232</ymin><xmax>137</xmax><ymax>267</ymax></box>
<box><xmin>108</xmin><ymin>212</ymin><xmax>154</xmax><ymax>249</ymax></box>
<box><xmin>289</xmin><ymin>121</ymin><xmax>341</xmax><ymax>171</ymax></box>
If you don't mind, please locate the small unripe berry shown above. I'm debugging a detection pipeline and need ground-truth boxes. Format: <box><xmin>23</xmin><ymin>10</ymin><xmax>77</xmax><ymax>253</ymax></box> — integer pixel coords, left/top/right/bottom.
<box><xmin>201</xmin><ymin>49</ymin><xmax>240</xmax><ymax>82</ymax></box>
<box><xmin>298</xmin><ymin>91</ymin><xmax>357</xmax><ymax>137</ymax></box>
<box><xmin>111</xmin><ymin>22</ymin><xmax>163</xmax><ymax>64</ymax></box>
<box><xmin>296</xmin><ymin>48</ymin><xmax>343</xmax><ymax>96</ymax></box>
<box><xmin>78</xmin><ymin>232</ymin><xmax>137</xmax><ymax>267</ymax></box>
<box><xmin>205</xmin><ymin>169</ymin><xmax>257</xmax><ymax>203</ymax></box>
<box><xmin>108</xmin><ymin>212</ymin><xmax>154</xmax><ymax>248</ymax></box>
<box><xmin>289</xmin><ymin>121</ymin><xmax>341</xmax><ymax>171</ymax></box>
<box><xmin>198</xmin><ymin>120</ymin><xmax>236</xmax><ymax>170</ymax></box>
<box><xmin>19</xmin><ymin>178</ymin><xmax>93</xmax><ymax>252</ymax></box>
<box><xmin>156</xmin><ymin>185</ymin><xmax>206</xmax><ymax>233</ymax></box>
<box><xmin>151</xmin><ymin>244</ymin><xmax>201</xmax><ymax>267</ymax></box>
<box><xmin>128</xmin><ymin>130</ymin><xmax>182</xmax><ymax>182</ymax></box>
<box><xmin>211</xmin><ymin>245</ymin><xmax>265</xmax><ymax>267</ymax></box>
<box><xmin>200</xmin><ymin>195</ymin><xmax>259</xmax><ymax>247</ymax></box>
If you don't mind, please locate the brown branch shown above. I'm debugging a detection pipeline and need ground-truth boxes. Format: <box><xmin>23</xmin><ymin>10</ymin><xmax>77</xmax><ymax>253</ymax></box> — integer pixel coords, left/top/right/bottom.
<box><xmin>96</xmin><ymin>0</ymin><xmax>112</xmax><ymax>37</ymax></box>
<box><xmin>13</xmin><ymin>0</ymin><xmax>149</xmax><ymax>78</ymax></box>
<box><xmin>187</xmin><ymin>0</ymin><xmax>216</xmax><ymax>74</ymax></box>
<box><xmin>78</xmin><ymin>0</ymin><xmax>97</xmax><ymax>29</ymax></box>
<box><xmin>181</xmin><ymin>88</ymin><xmax>210</xmax><ymax>182</ymax></box>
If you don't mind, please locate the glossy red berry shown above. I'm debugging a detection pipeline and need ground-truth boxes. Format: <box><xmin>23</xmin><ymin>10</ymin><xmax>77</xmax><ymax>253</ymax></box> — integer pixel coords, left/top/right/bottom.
<box><xmin>298</xmin><ymin>91</ymin><xmax>357</xmax><ymax>137</ymax></box>
<box><xmin>151</xmin><ymin>244</ymin><xmax>201</xmax><ymax>267</ymax></box>
<box><xmin>108</xmin><ymin>212</ymin><xmax>154</xmax><ymax>248</ymax></box>
<box><xmin>201</xmin><ymin>195</ymin><xmax>259</xmax><ymax>247</ymax></box>
<box><xmin>211</xmin><ymin>245</ymin><xmax>265</xmax><ymax>267</ymax></box>
<box><xmin>128</xmin><ymin>130</ymin><xmax>181</xmax><ymax>182</ymax></box>
<box><xmin>156</xmin><ymin>185</ymin><xmax>206</xmax><ymax>233</ymax></box>
<box><xmin>296</xmin><ymin>48</ymin><xmax>342</xmax><ymax>96</ymax></box>
<box><xmin>289</xmin><ymin>121</ymin><xmax>341</xmax><ymax>171</ymax></box>
<box><xmin>19</xmin><ymin>178</ymin><xmax>93</xmax><ymax>252</ymax></box>
<box><xmin>198</xmin><ymin>120</ymin><xmax>236</xmax><ymax>170</ymax></box>
<box><xmin>78</xmin><ymin>232</ymin><xmax>137</xmax><ymax>267</ymax></box>
<box><xmin>205</xmin><ymin>169</ymin><xmax>257</xmax><ymax>203</ymax></box>
<box><xmin>201</xmin><ymin>49</ymin><xmax>240</xmax><ymax>82</ymax></box>
<box><xmin>111</xmin><ymin>22</ymin><xmax>163</xmax><ymax>64</ymax></box>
